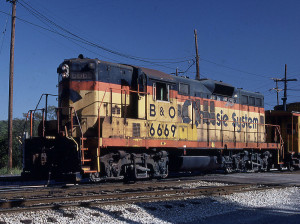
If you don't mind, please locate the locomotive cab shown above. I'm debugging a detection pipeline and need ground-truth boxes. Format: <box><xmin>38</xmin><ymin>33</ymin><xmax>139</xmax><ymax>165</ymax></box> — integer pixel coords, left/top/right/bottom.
<box><xmin>57</xmin><ymin>58</ymin><xmax>97</xmax><ymax>135</ymax></box>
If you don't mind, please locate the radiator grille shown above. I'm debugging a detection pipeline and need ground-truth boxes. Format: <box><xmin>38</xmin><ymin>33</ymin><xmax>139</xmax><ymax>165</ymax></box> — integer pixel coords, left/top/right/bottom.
<box><xmin>133</xmin><ymin>123</ymin><xmax>140</xmax><ymax>137</ymax></box>
<box><xmin>112</xmin><ymin>106</ymin><xmax>121</xmax><ymax>115</ymax></box>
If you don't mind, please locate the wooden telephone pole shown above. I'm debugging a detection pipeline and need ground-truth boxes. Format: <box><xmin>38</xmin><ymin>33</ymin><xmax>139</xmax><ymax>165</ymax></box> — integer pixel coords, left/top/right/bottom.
<box><xmin>282</xmin><ymin>64</ymin><xmax>297</xmax><ymax>111</ymax></box>
<box><xmin>270</xmin><ymin>78</ymin><xmax>283</xmax><ymax>106</ymax></box>
<box><xmin>194</xmin><ymin>29</ymin><xmax>200</xmax><ymax>80</ymax></box>
<box><xmin>7</xmin><ymin>0</ymin><xmax>17</xmax><ymax>170</ymax></box>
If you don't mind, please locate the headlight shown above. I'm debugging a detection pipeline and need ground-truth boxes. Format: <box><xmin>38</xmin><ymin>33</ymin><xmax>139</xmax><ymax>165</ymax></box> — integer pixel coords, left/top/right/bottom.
<box><xmin>61</xmin><ymin>64</ymin><xmax>69</xmax><ymax>78</ymax></box>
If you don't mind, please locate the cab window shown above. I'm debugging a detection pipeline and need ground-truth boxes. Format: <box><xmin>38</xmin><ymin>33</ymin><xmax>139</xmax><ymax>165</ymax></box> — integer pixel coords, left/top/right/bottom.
<box><xmin>153</xmin><ymin>82</ymin><xmax>169</xmax><ymax>101</ymax></box>
<box><xmin>70</xmin><ymin>62</ymin><xmax>95</xmax><ymax>80</ymax></box>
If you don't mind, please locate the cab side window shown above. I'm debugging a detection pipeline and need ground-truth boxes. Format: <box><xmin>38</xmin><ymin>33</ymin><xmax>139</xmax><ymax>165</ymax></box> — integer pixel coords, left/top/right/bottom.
<box><xmin>153</xmin><ymin>82</ymin><xmax>169</xmax><ymax>101</ymax></box>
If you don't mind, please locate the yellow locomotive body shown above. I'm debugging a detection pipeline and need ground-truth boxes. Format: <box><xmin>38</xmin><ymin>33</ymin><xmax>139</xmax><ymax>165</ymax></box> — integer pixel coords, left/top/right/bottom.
<box><xmin>22</xmin><ymin>56</ymin><xmax>289</xmax><ymax>181</ymax></box>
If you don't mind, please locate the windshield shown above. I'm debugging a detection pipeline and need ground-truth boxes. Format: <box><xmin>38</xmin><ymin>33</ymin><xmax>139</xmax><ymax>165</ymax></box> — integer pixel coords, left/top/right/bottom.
<box><xmin>70</xmin><ymin>62</ymin><xmax>95</xmax><ymax>80</ymax></box>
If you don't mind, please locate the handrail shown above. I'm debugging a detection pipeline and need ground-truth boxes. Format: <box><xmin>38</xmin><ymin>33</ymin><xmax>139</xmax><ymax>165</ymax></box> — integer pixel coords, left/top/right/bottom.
<box><xmin>274</xmin><ymin>125</ymin><xmax>284</xmax><ymax>158</ymax></box>
<box><xmin>23</xmin><ymin>108</ymin><xmax>46</xmax><ymax>138</ymax></box>
<box><xmin>98</xmin><ymin>88</ymin><xmax>108</xmax><ymax>140</ymax></box>
<box><xmin>54</xmin><ymin>107</ymin><xmax>83</xmax><ymax>137</ymax></box>
<box><xmin>95</xmin><ymin>86</ymin><xmax>140</xmax><ymax>172</ymax></box>
<box><xmin>73</xmin><ymin>108</ymin><xmax>83</xmax><ymax>137</ymax></box>
<box><xmin>32</xmin><ymin>93</ymin><xmax>58</xmax><ymax>123</ymax></box>
<box><xmin>96</xmin><ymin>86</ymin><xmax>143</xmax><ymax>138</ymax></box>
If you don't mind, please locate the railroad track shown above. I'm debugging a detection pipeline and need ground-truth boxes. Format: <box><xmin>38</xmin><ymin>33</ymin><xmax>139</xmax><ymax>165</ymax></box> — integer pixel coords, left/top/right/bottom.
<box><xmin>0</xmin><ymin>178</ymin><xmax>284</xmax><ymax>214</ymax></box>
<box><xmin>0</xmin><ymin>174</ymin><xmax>230</xmax><ymax>200</ymax></box>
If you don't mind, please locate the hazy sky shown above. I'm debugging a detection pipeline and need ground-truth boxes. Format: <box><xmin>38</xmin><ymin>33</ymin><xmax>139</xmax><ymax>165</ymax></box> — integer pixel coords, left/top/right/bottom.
<box><xmin>0</xmin><ymin>0</ymin><xmax>300</xmax><ymax>120</ymax></box>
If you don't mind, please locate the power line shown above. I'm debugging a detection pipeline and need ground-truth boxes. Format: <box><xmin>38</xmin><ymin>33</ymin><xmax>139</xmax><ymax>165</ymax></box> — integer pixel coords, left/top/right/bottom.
<box><xmin>182</xmin><ymin>60</ymin><xmax>196</xmax><ymax>74</ymax></box>
<box><xmin>20</xmin><ymin>2</ymin><xmax>193</xmax><ymax>62</ymax></box>
<box><xmin>18</xmin><ymin>0</ymin><xmax>276</xmax><ymax>79</ymax></box>
<box><xmin>0</xmin><ymin>8</ymin><xmax>186</xmax><ymax>72</ymax></box>
<box><xmin>0</xmin><ymin>10</ymin><xmax>9</xmax><ymax>55</ymax></box>
<box><xmin>254</xmin><ymin>82</ymin><xmax>273</xmax><ymax>91</ymax></box>
<box><xmin>18</xmin><ymin>0</ymin><xmax>194</xmax><ymax>64</ymax></box>
<box><xmin>20</xmin><ymin>0</ymin><xmax>127</xmax><ymax>57</ymax></box>
<box><xmin>11</xmin><ymin>2</ymin><xmax>187</xmax><ymax>71</ymax></box>
<box><xmin>0</xmin><ymin>9</ymin><xmax>120</xmax><ymax>64</ymax></box>
<box><xmin>1</xmin><ymin>2</ymin><xmax>284</xmax><ymax>82</ymax></box>
<box><xmin>20</xmin><ymin>14</ymin><xmax>120</xmax><ymax>63</ymax></box>
<box><xmin>16</xmin><ymin>1</ymin><xmax>120</xmax><ymax>62</ymax></box>
<box><xmin>200</xmin><ymin>58</ymin><xmax>271</xmax><ymax>78</ymax></box>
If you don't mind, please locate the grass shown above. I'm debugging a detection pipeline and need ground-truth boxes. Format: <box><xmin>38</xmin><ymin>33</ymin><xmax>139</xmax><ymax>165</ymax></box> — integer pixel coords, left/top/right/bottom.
<box><xmin>0</xmin><ymin>167</ymin><xmax>22</xmax><ymax>176</ymax></box>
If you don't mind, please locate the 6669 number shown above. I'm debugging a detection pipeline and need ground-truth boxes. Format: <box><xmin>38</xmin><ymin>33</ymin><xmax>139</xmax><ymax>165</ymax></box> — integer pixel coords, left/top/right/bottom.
<box><xmin>149</xmin><ymin>123</ymin><xmax>176</xmax><ymax>137</ymax></box>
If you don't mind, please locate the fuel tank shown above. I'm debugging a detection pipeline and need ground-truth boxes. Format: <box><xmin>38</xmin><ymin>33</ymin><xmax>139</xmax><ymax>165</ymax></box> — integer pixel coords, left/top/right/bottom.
<box><xmin>176</xmin><ymin>156</ymin><xmax>221</xmax><ymax>171</ymax></box>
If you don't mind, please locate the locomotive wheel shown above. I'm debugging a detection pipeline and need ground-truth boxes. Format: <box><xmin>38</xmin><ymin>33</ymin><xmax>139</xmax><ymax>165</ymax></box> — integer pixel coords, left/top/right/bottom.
<box><xmin>123</xmin><ymin>165</ymin><xmax>136</xmax><ymax>183</ymax></box>
<box><xmin>288</xmin><ymin>163</ymin><xmax>295</xmax><ymax>172</ymax></box>
<box><xmin>89</xmin><ymin>172</ymin><xmax>101</xmax><ymax>182</ymax></box>
<box><xmin>225</xmin><ymin>166</ymin><xmax>233</xmax><ymax>174</ymax></box>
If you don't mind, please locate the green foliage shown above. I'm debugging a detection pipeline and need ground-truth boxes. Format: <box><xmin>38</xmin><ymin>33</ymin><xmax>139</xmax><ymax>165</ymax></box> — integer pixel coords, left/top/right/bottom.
<box><xmin>47</xmin><ymin>105</ymin><xmax>57</xmax><ymax>120</ymax></box>
<box><xmin>0</xmin><ymin>132</ymin><xmax>8</xmax><ymax>169</ymax></box>
<box><xmin>0</xmin><ymin>106</ymin><xmax>57</xmax><ymax>170</ymax></box>
<box><xmin>0</xmin><ymin>167</ymin><xmax>22</xmax><ymax>175</ymax></box>
<box><xmin>0</xmin><ymin>119</ymin><xmax>25</xmax><ymax>169</ymax></box>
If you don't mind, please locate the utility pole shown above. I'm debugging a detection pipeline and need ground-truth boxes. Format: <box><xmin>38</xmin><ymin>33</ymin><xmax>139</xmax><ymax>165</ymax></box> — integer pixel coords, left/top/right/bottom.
<box><xmin>7</xmin><ymin>0</ymin><xmax>16</xmax><ymax>170</ymax></box>
<box><xmin>270</xmin><ymin>78</ymin><xmax>283</xmax><ymax>106</ymax></box>
<box><xmin>272</xmin><ymin>64</ymin><xmax>297</xmax><ymax>111</ymax></box>
<box><xmin>171</xmin><ymin>68</ymin><xmax>184</xmax><ymax>76</ymax></box>
<box><xmin>282</xmin><ymin>64</ymin><xmax>297</xmax><ymax>111</ymax></box>
<box><xmin>194</xmin><ymin>29</ymin><xmax>200</xmax><ymax>80</ymax></box>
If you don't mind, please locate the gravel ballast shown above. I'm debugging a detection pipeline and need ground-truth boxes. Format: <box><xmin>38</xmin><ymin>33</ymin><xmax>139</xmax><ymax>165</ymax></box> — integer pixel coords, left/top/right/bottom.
<box><xmin>0</xmin><ymin>187</ymin><xmax>299</xmax><ymax>224</ymax></box>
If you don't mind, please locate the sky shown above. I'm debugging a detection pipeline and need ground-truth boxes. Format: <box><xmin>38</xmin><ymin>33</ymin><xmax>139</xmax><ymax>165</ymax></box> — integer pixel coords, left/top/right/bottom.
<box><xmin>0</xmin><ymin>0</ymin><xmax>300</xmax><ymax>120</ymax></box>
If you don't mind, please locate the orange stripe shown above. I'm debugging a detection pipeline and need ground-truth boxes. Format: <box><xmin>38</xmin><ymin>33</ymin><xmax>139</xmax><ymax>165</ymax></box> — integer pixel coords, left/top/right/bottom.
<box><xmin>69</xmin><ymin>81</ymin><xmax>265</xmax><ymax>114</ymax></box>
<box><xmin>176</xmin><ymin>97</ymin><xmax>264</xmax><ymax>113</ymax></box>
<box><xmin>69</xmin><ymin>81</ymin><xmax>130</xmax><ymax>93</ymax></box>
<box><xmin>101</xmin><ymin>138</ymin><xmax>280</xmax><ymax>150</ymax></box>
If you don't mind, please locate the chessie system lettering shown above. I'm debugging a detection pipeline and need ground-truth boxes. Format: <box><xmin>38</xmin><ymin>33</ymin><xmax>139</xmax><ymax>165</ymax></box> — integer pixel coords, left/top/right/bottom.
<box><xmin>150</xmin><ymin>103</ymin><xmax>260</xmax><ymax>133</ymax></box>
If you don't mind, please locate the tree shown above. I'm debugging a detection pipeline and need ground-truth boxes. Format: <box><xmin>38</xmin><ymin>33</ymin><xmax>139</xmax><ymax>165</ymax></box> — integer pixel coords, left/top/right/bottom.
<box><xmin>0</xmin><ymin>119</ymin><xmax>24</xmax><ymax>169</ymax></box>
<box><xmin>0</xmin><ymin>106</ymin><xmax>57</xmax><ymax>169</ymax></box>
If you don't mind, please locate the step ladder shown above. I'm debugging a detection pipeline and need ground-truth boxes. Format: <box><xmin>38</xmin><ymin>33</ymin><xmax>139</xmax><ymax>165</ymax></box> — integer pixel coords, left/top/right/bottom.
<box><xmin>80</xmin><ymin>137</ymin><xmax>97</xmax><ymax>174</ymax></box>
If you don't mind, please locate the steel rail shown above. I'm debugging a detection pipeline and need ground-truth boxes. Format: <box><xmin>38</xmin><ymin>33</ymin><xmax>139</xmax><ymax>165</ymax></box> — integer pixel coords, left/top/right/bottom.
<box><xmin>0</xmin><ymin>177</ymin><xmax>216</xmax><ymax>200</ymax></box>
<box><xmin>0</xmin><ymin>184</ymin><xmax>284</xmax><ymax>213</ymax></box>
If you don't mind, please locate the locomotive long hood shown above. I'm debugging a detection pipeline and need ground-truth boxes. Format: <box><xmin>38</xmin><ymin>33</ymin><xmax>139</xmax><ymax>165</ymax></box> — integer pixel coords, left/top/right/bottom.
<box><xmin>138</xmin><ymin>67</ymin><xmax>176</xmax><ymax>82</ymax></box>
<box><xmin>200</xmin><ymin>79</ymin><xmax>236</xmax><ymax>97</ymax></box>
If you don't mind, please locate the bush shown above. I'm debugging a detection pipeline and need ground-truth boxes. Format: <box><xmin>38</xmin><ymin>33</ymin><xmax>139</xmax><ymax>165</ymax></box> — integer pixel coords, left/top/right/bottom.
<box><xmin>0</xmin><ymin>106</ymin><xmax>56</xmax><ymax>170</ymax></box>
<box><xmin>0</xmin><ymin>167</ymin><xmax>22</xmax><ymax>175</ymax></box>
<box><xmin>0</xmin><ymin>119</ymin><xmax>24</xmax><ymax>169</ymax></box>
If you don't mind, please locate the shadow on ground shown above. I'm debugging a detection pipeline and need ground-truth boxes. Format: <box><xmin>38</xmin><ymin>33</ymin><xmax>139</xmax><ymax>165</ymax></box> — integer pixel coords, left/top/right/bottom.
<box><xmin>51</xmin><ymin>193</ymin><xmax>300</xmax><ymax>224</ymax></box>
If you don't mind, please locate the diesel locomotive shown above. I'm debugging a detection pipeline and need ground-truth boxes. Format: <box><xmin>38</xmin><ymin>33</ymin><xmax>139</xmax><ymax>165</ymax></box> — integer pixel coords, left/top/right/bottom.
<box><xmin>22</xmin><ymin>55</ymin><xmax>299</xmax><ymax>181</ymax></box>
